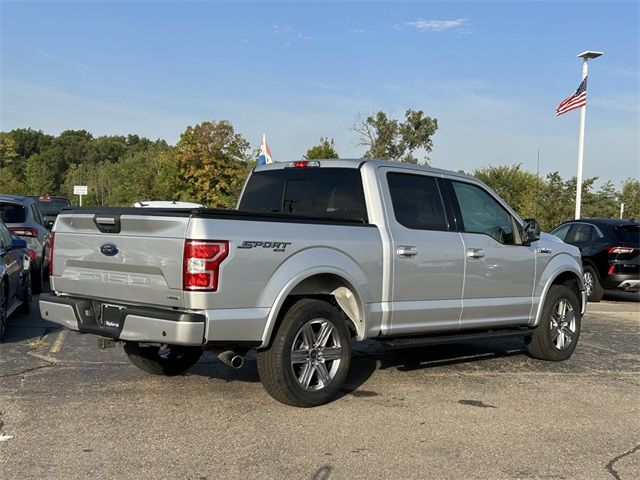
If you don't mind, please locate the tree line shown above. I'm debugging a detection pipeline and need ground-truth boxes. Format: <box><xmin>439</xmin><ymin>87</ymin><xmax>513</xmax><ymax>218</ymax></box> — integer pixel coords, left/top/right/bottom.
<box><xmin>0</xmin><ymin>111</ymin><xmax>637</xmax><ymax>231</ymax></box>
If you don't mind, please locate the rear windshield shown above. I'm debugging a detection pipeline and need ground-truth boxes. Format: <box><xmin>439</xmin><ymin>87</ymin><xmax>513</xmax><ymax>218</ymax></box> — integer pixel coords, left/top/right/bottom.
<box><xmin>238</xmin><ymin>168</ymin><xmax>367</xmax><ymax>222</ymax></box>
<box><xmin>615</xmin><ymin>225</ymin><xmax>640</xmax><ymax>245</ymax></box>
<box><xmin>37</xmin><ymin>198</ymin><xmax>70</xmax><ymax>214</ymax></box>
<box><xmin>0</xmin><ymin>203</ymin><xmax>26</xmax><ymax>223</ymax></box>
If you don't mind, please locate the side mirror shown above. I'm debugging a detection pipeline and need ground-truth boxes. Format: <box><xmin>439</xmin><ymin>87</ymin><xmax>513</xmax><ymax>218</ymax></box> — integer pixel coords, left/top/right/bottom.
<box><xmin>11</xmin><ymin>236</ymin><xmax>27</xmax><ymax>250</ymax></box>
<box><xmin>522</xmin><ymin>218</ymin><xmax>541</xmax><ymax>244</ymax></box>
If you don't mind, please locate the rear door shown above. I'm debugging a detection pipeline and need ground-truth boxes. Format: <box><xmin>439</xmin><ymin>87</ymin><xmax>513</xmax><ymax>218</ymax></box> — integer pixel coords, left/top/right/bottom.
<box><xmin>380</xmin><ymin>168</ymin><xmax>464</xmax><ymax>334</ymax></box>
<box><xmin>51</xmin><ymin>210</ymin><xmax>192</xmax><ymax>309</ymax></box>
<box><xmin>447</xmin><ymin>179</ymin><xmax>536</xmax><ymax>329</ymax></box>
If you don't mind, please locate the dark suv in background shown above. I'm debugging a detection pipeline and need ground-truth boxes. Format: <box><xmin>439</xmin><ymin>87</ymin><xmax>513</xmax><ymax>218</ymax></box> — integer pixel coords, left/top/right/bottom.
<box><xmin>32</xmin><ymin>195</ymin><xmax>71</xmax><ymax>229</ymax></box>
<box><xmin>551</xmin><ymin>218</ymin><xmax>639</xmax><ymax>301</ymax></box>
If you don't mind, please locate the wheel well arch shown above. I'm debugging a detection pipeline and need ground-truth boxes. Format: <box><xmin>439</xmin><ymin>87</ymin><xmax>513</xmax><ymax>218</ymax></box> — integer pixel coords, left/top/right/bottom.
<box><xmin>551</xmin><ymin>271</ymin><xmax>582</xmax><ymax>299</ymax></box>
<box><xmin>261</xmin><ymin>272</ymin><xmax>365</xmax><ymax>349</ymax></box>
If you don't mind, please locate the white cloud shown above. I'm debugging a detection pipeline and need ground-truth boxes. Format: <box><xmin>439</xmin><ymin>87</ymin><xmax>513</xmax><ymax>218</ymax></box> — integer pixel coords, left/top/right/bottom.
<box><xmin>30</xmin><ymin>47</ymin><xmax>94</xmax><ymax>72</ymax></box>
<box><xmin>406</xmin><ymin>18</ymin><xmax>469</xmax><ymax>32</ymax></box>
<box><xmin>297</xmin><ymin>33</ymin><xmax>312</xmax><ymax>40</ymax></box>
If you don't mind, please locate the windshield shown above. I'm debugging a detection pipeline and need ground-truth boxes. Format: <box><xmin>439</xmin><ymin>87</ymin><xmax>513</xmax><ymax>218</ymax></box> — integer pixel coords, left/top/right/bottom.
<box><xmin>37</xmin><ymin>198</ymin><xmax>70</xmax><ymax>215</ymax></box>
<box><xmin>615</xmin><ymin>225</ymin><xmax>640</xmax><ymax>245</ymax></box>
<box><xmin>0</xmin><ymin>203</ymin><xmax>26</xmax><ymax>223</ymax></box>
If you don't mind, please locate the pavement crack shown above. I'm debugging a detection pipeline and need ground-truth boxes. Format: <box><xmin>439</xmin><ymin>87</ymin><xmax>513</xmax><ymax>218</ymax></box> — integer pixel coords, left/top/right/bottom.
<box><xmin>605</xmin><ymin>443</ymin><xmax>640</xmax><ymax>480</ymax></box>
<box><xmin>0</xmin><ymin>363</ymin><xmax>58</xmax><ymax>379</ymax></box>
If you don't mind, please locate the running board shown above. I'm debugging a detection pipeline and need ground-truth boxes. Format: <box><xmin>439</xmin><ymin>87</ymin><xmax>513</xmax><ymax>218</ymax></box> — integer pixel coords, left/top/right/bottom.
<box><xmin>380</xmin><ymin>328</ymin><xmax>533</xmax><ymax>349</ymax></box>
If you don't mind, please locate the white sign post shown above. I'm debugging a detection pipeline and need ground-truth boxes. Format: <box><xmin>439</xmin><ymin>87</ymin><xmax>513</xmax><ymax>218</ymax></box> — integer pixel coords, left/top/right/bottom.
<box><xmin>74</xmin><ymin>185</ymin><xmax>88</xmax><ymax>206</ymax></box>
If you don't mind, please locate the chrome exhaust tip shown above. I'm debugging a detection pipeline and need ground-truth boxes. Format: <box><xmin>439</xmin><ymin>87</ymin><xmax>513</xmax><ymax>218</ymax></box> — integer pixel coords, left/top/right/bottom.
<box><xmin>218</xmin><ymin>350</ymin><xmax>244</xmax><ymax>369</ymax></box>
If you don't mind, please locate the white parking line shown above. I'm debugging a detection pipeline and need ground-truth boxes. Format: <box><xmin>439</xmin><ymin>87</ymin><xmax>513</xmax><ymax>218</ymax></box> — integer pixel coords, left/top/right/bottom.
<box><xmin>49</xmin><ymin>330</ymin><xmax>67</xmax><ymax>354</ymax></box>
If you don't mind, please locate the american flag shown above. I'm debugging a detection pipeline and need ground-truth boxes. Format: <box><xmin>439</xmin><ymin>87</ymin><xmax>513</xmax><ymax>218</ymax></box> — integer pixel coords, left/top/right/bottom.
<box><xmin>556</xmin><ymin>76</ymin><xmax>588</xmax><ymax>116</ymax></box>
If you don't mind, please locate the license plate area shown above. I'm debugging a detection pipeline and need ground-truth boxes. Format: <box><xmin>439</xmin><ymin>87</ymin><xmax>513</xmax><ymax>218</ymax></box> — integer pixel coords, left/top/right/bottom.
<box><xmin>100</xmin><ymin>304</ymin><xmax>126</xmax><ymax>331</ymax></box>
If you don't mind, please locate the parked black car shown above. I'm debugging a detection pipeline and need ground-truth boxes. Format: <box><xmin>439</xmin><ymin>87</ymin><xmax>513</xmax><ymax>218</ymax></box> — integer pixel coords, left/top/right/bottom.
<box><xmin>551</xmin><ymin>218</ymin><xmax>639</xmax><ymax>301</ymax></box>
<box><xmin>32</xmin><ymin>195</ymin><xmax>71</xmax><ymax>229</ymax></box>
<box><xmin>0</xmin><ymin>220</ymin><xmax>32</xmax><ymax>341</ymax></box>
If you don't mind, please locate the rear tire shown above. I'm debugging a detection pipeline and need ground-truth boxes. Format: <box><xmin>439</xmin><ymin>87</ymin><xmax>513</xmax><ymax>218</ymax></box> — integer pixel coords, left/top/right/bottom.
<box><xmin>528</xmin><ymin>285</ymin><xmax>581</xmax><ymax>361</ymax></box>
<box><xmin>32</xmin><ymin>265</ymin><xmax>44</xmax><ymax>294</ymax></box>
<box><xmin>17</xmin><ymin>269</ymin><xmax>32</xmax><ymax>314</ymax></box>
<box><xmin>257</xmin><ymin>298</ymin><xmax>352</xmax><ymax>407</ymax></box>
<box><xmin>0</xmin><ymin>280</ymin><xmax>7</xmax><ymax>342</ymax></box>
<box><xmin>123</xmin><ymin>342</ymin><xmax>203</xmax><ymax>376</ymax></box>
<box><xmin>583</xmin><ymin>265</ymin><xmax>603</xmax><ymax>302</ymax></box>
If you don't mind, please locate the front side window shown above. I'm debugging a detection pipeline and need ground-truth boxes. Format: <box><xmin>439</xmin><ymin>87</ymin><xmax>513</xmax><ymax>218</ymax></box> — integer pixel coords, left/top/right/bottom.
<box><xmin>386</xmin><ymin>172</ymin><xmax>448</xmax><ymax>231</ymax></box>
<box><xmin>451</xmin><ymin>181</ymin><xmax>515</xmax><ymax>244</ymax></box>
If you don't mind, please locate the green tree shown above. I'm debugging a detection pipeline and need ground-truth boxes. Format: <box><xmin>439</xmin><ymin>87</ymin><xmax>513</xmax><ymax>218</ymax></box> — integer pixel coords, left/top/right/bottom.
<box><xmin>0</xmin><ymin>166</ymin><xmax>25</xmax><ymax>194</ymax></box>
<box><xmin>175</xmin><ymin>121</ymin><xmax>252</xmax><ymax>208</ymax></box>
<box><xmin>473</xmin><ymin>164</ymin><xmax>545</xmax><ymax>220</ymax></box>
<box><xmin>0</xmin><ymin>132</ymin><xmax>19</xmax><ymax>168</ymax></box>
<box><xmin>23</xmin><ymin>154</ymin><xmax>55</xmax><ymax>195</ymax></box>
<box><xmin>86</xmin><ymin>135</ymin><xmax>128</xmax><ymax>164</ymax></box>
<box><xmin>304</xmin><ymin>137</ymin><xmax>339</xmax><ymax>160</ymax></box>
<box><xmin>43</xmin><ymin>129</ymin><xmax>94</xmax><ymax>192</ymax></box>
<box><xmin>6</xmin><ymin>128</ymin><xmax>53</xmax><ymax>161</ymax></box>
<box><xmin>620</xmin><ymin>179</ymin><xmax>640</xmax><ymax>219</ymax></box>
<box><xmin>583</xmin><ymin>180</ymin><xmax>618</xmax><ymax>219</ymax></box>
<box><xmin>353</xmin><ymin>109</ymin><xmax>438</xmax><ymax>164</ymax></box>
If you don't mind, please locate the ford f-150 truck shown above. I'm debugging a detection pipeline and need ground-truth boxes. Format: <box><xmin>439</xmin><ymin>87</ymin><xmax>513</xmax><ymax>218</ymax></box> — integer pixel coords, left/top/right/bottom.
<box><xmin>40</xmin><ymin>160</ymin><xmax>586</xmax><ymax>407</ymax></box>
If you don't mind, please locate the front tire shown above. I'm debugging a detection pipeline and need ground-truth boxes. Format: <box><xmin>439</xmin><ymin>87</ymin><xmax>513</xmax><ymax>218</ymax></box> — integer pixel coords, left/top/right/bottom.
<box><xmin>257</xmin><ymin>299</ymin><xmax>352</xmax><ymax>407</ymax></box>
<box><xmin>123</xmin><ymin>342</ymin><xmax>203</xmax><ymax>376</ymax></box>
<box><xmin>528</xmin><ymin>285</ymin><xmax>581</xmax><ymax>361</ymax></box>
<box><xmin>583</xmin><ymin>265</ymin><xmax>603</xmax><ymax>302</ymax></box>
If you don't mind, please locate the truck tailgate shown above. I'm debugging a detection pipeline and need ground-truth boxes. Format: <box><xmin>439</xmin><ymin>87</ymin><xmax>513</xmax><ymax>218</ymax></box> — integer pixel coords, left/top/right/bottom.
<box><xmin>51</xmin><ymin>210</ymin><xmax>191</xmax><ymax>309</ymax></box>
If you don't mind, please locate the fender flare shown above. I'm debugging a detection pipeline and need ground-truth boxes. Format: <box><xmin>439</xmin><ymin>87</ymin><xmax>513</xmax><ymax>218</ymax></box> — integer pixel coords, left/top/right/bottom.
<box><xmin>257</xmin><ymin>247</ymin><xmax>372</xmax><ymax>348</ymax></box>
<box><xmin>531</xmin><ymin>254</ymin><xmax>584</xmax><ymax>327</ymax></box>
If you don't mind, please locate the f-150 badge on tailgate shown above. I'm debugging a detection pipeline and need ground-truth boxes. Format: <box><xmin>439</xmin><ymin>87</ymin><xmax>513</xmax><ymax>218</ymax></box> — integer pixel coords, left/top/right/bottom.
<box><xmin>100</xmin><ymin>243</ymin><xmax>119</xmax><ymax>256</ymax></box>
<box><xmin>238</xmin><ymin>241</ymin><xmax>291</xmax><ymax>252</ymax></box>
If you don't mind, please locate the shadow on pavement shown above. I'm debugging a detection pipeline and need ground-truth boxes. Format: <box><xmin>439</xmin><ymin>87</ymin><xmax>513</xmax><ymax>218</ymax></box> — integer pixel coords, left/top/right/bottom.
<box><xmin>602</xmin><ymin>290</ymin><xmax>639</xmax><ymax>303</ymax></box>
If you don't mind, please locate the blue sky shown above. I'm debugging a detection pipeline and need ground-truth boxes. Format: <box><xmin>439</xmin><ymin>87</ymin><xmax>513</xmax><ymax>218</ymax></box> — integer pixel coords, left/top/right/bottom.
<box><xmin>1</xmin><ymin>0</ymin><xmax>638</xmax><ymax>187</ymax></box>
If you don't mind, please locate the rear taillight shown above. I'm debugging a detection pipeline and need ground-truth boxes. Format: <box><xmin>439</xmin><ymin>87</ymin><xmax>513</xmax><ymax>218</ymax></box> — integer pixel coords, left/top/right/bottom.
<box><xmin>8</xmin><ymin>227</ymin><xmax>38</xmax><ymax>237</ymax></box>
<box><xmin>49</xmin><ymin>232</ymin><xmax>55</xmax><ymax>275</ymax></box>
<box><xmin>183</xmin><ymin>240</ymin><xmax>228</xmax><ymax>291</ymax></box>
<box><xmin>607</xmin><ymin>246</ymin><xmax>636</xmax><ymax>254</ymax></box>
<box><xmin>27</xmin><ymin>249</ymin><xmax>37</xmax><ymax>262</ymax></box>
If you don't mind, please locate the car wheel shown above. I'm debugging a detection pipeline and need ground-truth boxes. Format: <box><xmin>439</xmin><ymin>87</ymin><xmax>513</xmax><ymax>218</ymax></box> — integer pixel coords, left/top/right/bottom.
<box><xmin>123</xmin><ymin>342</ymin><xmax>203</xmax><ymax>376</ymax></box>
<box><xmin>0</xmin><ymin>280</ymin><xmax>7</xmax><ymax>342</ymax></box>
<box><xmin>583</xmin><ymin>265</ymin><xmax>603</xmax><ymax>302</ymax></box>
<box><xmin>527</xmin><ymin>285</ymin><xmax>581</xmax><ymax>361</ymax></box>
<box><xmin>257</xmin><ymin>298</ymin><xmax>352</xmax><ymax>407</ymax></box>
<box><xmin>18</xmin><ymin>269</ymin><xmax>32</xmax><ymax>314</ymax></box>
<box><xmin>31</xmin><ymin>265</ymin><xmax>44</xmax><ymax>294</ymax></box>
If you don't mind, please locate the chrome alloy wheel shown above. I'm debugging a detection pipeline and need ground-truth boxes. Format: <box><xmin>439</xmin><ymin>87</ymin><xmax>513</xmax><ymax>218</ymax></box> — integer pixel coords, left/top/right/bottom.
<box><xmin>549</xmin><ymin>299</ymin><xmax>576</xmax><ymax>350</ymax></box>
<box><xmin>583</xmin><ymin>271</ymin><xmax>594</xmax><ymax>298</ymax></box>
<box><xmin>290</xmin><ymin>318</ymin><xmax>343</xmax><ymax>391</ymax></box>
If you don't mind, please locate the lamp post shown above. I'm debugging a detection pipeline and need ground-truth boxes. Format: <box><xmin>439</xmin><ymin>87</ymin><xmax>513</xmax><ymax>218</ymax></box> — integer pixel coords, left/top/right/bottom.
<box><xmin>574</xmin><ymin>50</ymin><xmax>603</xmax><ymax>219</ymax></box>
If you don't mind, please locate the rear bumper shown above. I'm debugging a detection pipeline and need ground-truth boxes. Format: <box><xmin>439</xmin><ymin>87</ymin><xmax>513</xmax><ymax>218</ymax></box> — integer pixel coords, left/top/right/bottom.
<box><xmin>39</xmin><ymin>294</ymin><xmax>205</xmax><ymax>346</ymax></box>
<box><xmin>602</xmin><ymin>273</ymin><xmax>640</xmax><ymax>292</ymax></box>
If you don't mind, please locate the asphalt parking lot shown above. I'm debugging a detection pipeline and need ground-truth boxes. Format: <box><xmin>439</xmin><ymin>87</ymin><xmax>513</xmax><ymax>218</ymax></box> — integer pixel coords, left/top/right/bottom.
<box><xmin>1</xmin><ymin>289</ymin><xmax>638</xmax><ymax>480</ymax></box>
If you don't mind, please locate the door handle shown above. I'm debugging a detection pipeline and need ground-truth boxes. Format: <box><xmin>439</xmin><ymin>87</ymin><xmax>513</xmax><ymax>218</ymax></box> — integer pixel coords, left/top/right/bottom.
<box><xmin>396</xmin><ymin>246</ymin><xmax>417</xmax><ymax>258</ymax></box>
<box><xmin>466</xmin><ymin>248</ymin><xmax>485</xmax><ymax>259</ymax></box>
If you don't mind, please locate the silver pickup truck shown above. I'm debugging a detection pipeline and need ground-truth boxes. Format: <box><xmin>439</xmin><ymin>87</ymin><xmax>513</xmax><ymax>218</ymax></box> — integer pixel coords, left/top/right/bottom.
<box><xmin>40</xmin><ymin>160</ymin><xmax>586</xmax><ymax>406</ymax></box>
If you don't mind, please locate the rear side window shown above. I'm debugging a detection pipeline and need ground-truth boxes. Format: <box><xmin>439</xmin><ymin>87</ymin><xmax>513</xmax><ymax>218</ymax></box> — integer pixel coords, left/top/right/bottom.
<box><xmin>386</xmin><ymin>173</ymin><xmax>448</xmax><ymax>230</ymax></box>
<box><xmin>615</xmin><ymin>225</ymin><xmax>640</xmax><ymax>244</ymax></box>
<box><xmin>570</xmin><ymin>224</ymin><xmax>596</xmax><ymax>243</ymax></box>
<box><xmin>0</xmin><ymin>203</ymin><xmax>26</xmax><ymax>224</ymax></box>
<box><xmin>239</xmin><ymin>168</ymin><xmax>367</xmax><ymax>222</ymax></box>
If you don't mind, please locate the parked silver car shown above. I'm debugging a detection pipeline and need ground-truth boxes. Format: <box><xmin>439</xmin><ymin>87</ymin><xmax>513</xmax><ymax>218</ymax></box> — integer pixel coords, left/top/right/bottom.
<box><xmin>0</xmin><ymin>195</ymin><xmax>51</xmax><ymax>293</ymax></box>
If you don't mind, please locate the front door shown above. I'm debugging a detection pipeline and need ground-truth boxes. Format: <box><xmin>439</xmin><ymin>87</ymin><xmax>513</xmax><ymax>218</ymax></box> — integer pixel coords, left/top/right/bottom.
<box><xmin>449</xmin><ymin>180</ymin><xmax>536</xmax><ymax>329</ymax></box>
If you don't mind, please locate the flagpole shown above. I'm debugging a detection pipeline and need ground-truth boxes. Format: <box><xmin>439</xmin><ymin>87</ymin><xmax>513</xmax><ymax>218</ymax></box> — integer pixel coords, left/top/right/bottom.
<box><xmin>574</xmin><ymin>50</ymin><xmax>603</xmax><ymax>219</ymax></box>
